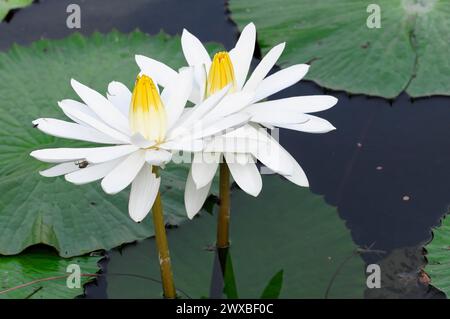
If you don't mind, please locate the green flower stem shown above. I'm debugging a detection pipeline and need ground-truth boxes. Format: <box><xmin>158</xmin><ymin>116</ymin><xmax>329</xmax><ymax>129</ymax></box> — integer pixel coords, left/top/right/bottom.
<box><xmin>152</xmin><ymin>167</ymin><xmax>176</xmax><ymax>299</ymax></box>
<box><xmin>217</xmin><ymin>162</ymin><xmax>231</xmax><ymax>249</ymax></box>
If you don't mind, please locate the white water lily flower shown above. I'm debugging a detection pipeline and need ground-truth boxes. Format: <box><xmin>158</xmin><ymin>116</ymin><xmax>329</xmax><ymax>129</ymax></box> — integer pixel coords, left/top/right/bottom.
<box><xmin>135</xmin><ymin>23</ymin><xmax>338</xmax><ymax>218</ymax></box>
<box><xmin>30</xmin><ymin>68</ymin><xmax>252</xmax><ymax>222</ymax></box>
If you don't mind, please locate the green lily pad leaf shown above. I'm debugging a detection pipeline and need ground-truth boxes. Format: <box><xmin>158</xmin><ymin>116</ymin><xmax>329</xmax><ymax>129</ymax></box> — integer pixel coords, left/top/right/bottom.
<box><xmin>0</xmin><ymin>0</ymin><xmax>32</xmax><ymax>21</ymax></box>
<box><xmin>425</xmin><ymin>214</ymin><xmax>450</xmax><ymax>296</ymax></box>
<box><xmin>0</xmin><ymin>31</ymin><xmax>222</xmax><ymax>257</ymax></box>
<box><xmin>106</xmin><ymin>175</ymin><xmax>366</xmax><ymax>298</ymax></box>
<box><xmin>229</xmin><ymin>0</ymin><xmax>450</xmax><ymax>98</ymax></box>
<box><xmin>0</xmin><ymin>247</ymin><xmax>101</xmax><ymax>299</ymax></box>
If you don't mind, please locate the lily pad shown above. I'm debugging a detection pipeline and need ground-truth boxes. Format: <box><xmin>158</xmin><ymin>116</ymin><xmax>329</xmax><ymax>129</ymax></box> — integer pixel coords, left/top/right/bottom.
<box><xmin>0</xmin><ymin>0</ymin><xmax>32</xmax><ymax>21</ymax></box>
<box><xmin>106</xmin><ymin>175</ymin><xmax>366</xmax><ymax>298</ymax></box>
<box><xmin>0</xmin><ymin>247</ymin><xmax>101</xmax><ymax>299</ymax></box>
<box><xmin>425</xmin><ymin>213</ymin><xmax>450</xmax><ymax>297</ymax></box>
<box><xmin>0</xmin><ymin>31</ymin><xmax>221</xmax><ymax>257</ymax></box>
<box><xmin>229</xmin><ymin>0</ymin><xmax>450</xmax><ymax>98</ymax></box>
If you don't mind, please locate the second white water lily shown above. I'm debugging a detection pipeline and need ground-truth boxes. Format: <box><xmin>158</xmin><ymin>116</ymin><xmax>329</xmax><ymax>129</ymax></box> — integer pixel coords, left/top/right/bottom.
<box><xmin>135</xmin><ymin>23</ymin><xmax>338</xmax><ymax>219</ymax></box>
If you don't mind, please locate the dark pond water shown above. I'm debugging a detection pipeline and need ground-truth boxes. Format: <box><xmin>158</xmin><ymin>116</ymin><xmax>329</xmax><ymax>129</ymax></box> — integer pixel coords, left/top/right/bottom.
<box><xmin>2</xmin><ymin>0</ymin><xmax>449</xmax><ymax>299</ymax></box>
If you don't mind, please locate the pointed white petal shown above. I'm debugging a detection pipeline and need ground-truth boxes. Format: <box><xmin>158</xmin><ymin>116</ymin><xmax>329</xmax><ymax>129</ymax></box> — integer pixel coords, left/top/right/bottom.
<box><xmin>247</xmin><ymin>95</ymin><xmax>338</xmax><ymax>114</ymax></box>
<box><xmin>243</xmin><ymin>42</ymin><xmax>285</xmax><ymax>92</ymax></box>
<box><xmin>65</xmin><ymin>158</ymin><xmax>123</xmax><ymax>185</ymax></box>
<box><xmin>190</xmin><ymin>113</ymin><xmax>251</xmax><ymax>140</ymax></box>
<box><xmin>188</xmin><ymin>63</ymin><xmax>207</xmax><ymax>104</ymax></box>
<box><xmin>282</xmin><ymin>151</ymin><xmax>309</xmax><ymax>187</ymax></box>
<box><xmin>225</xmin><ymin>152</ymin><xmax>262</xmax><ymax>197</ymax></box>
<box><xmin>107</xmin><ymin>81</ymin><xmax>132</xmax><ymax>117</ymax></box>
<box><xmin>253</xmin><ymin>64</ymin><xmax>310</xmax><ymax>102</ymax></box>
<box><xmin>181</xmin><ymin>29</ymin><xmax>212</xmax><ymax>70</ymax></box>
<box><xmin>130</xmin><ymin>133</ymin><xmax>156</xmax><ymax>149</ymax></box>
<box><xmin>159</xmin><ymin>138</ymin><xmax>204</xmax><ymax>152</ymax></box>
<box><xmin>58</xmin><ymin>102</ymin><xmax>130</xmax><ymax>143</ymax></box>
<box><xmin>145</xmin><ymin>149</ymin><xmax>173</xmax><ymax>166</ymax></box>
<box><xmin>229</xmin><ymin>23</ymin><xmax>256</xmax><ymax>90</ymax></box>
<box><xmin>278</xmin><ymin>115</ymin><xmax>336</xmax><ymax>133</ymax></box>
<box><xmin>101</xmin><ymin>150</ymin><xmax>146</xmax><ymax>194</ymax></box>
<box><xmin>39</xmin><ymin>162</ymin><xmax>79</xmax><ymax>177</ymax></box>
<box><xmin>31</xmin><ymin>146</ymin><xmax>130</xmax><ymax>163</ymax></box>
<box><xmin>162</xmin><ymin>68</ymin><xmax>194</xmax><ymax>129</ymax></box>
<box><xmin>71</xmin><ymin>79</ymin><xmax>130</xmax><ymax>135</ymax></box>
<box><xmin>32</xmin><ymin>118</ymin><xmax>123</xmax><ymax>144</ymax></box>
<box><xmin>129</xmin><ymin>164</ymin><xmax>161</xmax><ymax>222</ymax></box>
<box><xmin>221</xmin><ymin>124</ymin><xmax>293</xmax><ymax>176</ymax></box>
<box><xmin>86</xmin><ymin>145</ymin><xmax>139</xmax><ymax>164</ymax></box>
<box><xmin>135</xmin><ymin>55</ymin><xmax>178</xmax><ymax>88</ymax></box>
<box><xmin>192</xmin><ymin>152</ymin><xmax>220</xmax><ymax>189</ymax></box>
<box><xmin>167</xmin><ymin>85</ymin><xmax>230</xmax><ymax>139</ymax></box>
<box><xmin>202</xmin><ymin>91</ymin><xmax>255</xmax><ymax>122</ymax></box>
<box><xmin>184</xmin><ymin>167</ymin><xmax>212</xmax><ymax>219</ymax></box>
<box><xmin>250</xmin><ymin>109</ymin><xmax>309</xmax><ymax>125</ymax></box>
<box><xmin>58</xmin><ymin>99</ymin><xmax>100</xmax><ymax>124</ymax></box>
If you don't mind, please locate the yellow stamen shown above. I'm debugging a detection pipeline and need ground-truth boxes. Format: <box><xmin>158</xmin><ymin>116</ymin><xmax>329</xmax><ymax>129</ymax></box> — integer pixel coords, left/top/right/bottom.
<box><xmin>129</xmin><ymin>75</ymin><xmax>167</xmax><ymax>143</ymax></box>
<box><xmin>206</xmin><ymin>51</ymin><xmax>236</xmax><ymax>97</ymax></box>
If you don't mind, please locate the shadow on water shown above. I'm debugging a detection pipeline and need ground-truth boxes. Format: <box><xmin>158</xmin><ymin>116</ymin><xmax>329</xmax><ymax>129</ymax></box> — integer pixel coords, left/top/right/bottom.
<box><xmin>2</xmin><ymin>0</ymin><xmax>450</xmax><ymax>298</ymax></box>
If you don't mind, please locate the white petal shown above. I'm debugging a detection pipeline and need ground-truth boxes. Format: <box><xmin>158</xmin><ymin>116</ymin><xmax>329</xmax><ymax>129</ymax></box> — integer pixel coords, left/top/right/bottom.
<box><xmin>250</xmin><ymin>109</ymin><xmax>309</xmax><ymax>125</ymax></box>
<box><xmin>135</xmin><ymin>55</ymin><xmax>178</xmax><ymax>88</ymax></box>
<box><xmin>101</xmin><ymin>150</ymin><xmax>146</xmax><ymax>194</ymax></box>
<box><xmin>282</xmin><ymin>151</ymin><xmax>309</xmax><ymax>187</ymax></box>
<box><xmin>253</xmin><ymin>64</ymin><xmax>310</xmax><ymax>102</ymax></box>
<box><xmin>225</xmin><ymin>152</ymin><xmax>262</xmax><ymax>197</ymax></box>
<box><xmin>188</xmin><ymin>63</ymin><xmax>207</xmax><ymax>104</ymax></box>
<box><xmin>167</xmin><ymin>85</ymin><xmax>231</xmax><ymax>139</ymax></box>
<box><xmin>130</xmin><ymin>133</ymin><xmax>156</xmax><ymax>149</ymax></box>
<box><xmin>145</xmin><ymin>149</ymin><xmax>173</xmax><ymax>166</ymax></box>
<box><xmin>31</xmin><ymin>146</ymin><xmax>130</xmax><ymax>163</ymax></box>
<box><xmin>58</xmin><ymin>102</ymin><xmax>130</xmax><ymax>143</ymax></box>
<box><xmin>202</xmin><ymin>91</ymin><xmax>255</xmax><ymax>122</ymax></box>
<box><xmin>162</xmin><ymin>68</ymin><xmax>194</xmax><ymax>129</ymax></box>
<box><xmin>181</xmin><ymin>29</ymin><xmax>212</xmax><ymax>70</ymax></box>
<box><xmin>188</xmin><ymin>112</ymin><xmax>251</xmax><ymax>140</ymax></box>
<box><xmin>184</xmin><ymin>167</ymin><xmax>212</xmax><ymax>219</ymax></box>
<box><xmin>243</xmin><ymin>42</ymin><xmax>285</xmax><ymax>92</ymax></box>
<box><xmin>39</xmin><ymin>162</ymin><xmax>80</xmax><ymax>177</ymax></box>
<box><xmin>159</xmin><ymin>138</ymin><xmax>204</xmax><ymax>152</ymax></box>
<box><xmin>71</xmin><ymin>79</ymin><xmax>130</xmax><ymax>135</ymax></box>
<box><xmin>219</xmin><ymin>124</ymin><xmax>293</xmax><ymax>176</ymax></box>
<box><xmin>32</xmin><ymin>118</ymin><xmax>123</xmax><ymax>144</ymax></box>
<box><xmin>58</xmin><ymin>99</ymin><xmax>100</xmax><ymax>124</ymax></box>
<box><xmin>107</xmin><ymin>81</ymin><xmax>131</xmax><ymax>117</ymax></box>
<box><xmin>65</xmin><ymin>158</ymin><xmax>122</xmax><ymax>185</ymax></box>
<box><xmin>229</xmin><ymin>23</ymin><xmax>256</xmax><ymax>90</ymax></box>
<box><xmin>278</xmin><ymin>115</ymin><xmax>336</xmax><ymax>133</ymax></box>
<box><xmin>247</xmin><ymin>95</ymin><xmax>338</xmax><ymax>114</ymax></box>
<box><xmin>129</xmin><ymin>164</ymin><xmax>161</xmax><ymax>222</ymax></box>
<box><xmin>86</xmin><ymin>145</ymin><xmax>139</xmax><ymax>164</ymax></box>
<box><xmin>192</xmin><ymin>152</ymin><xmax>220</xmax><ymax>189</ymax></box>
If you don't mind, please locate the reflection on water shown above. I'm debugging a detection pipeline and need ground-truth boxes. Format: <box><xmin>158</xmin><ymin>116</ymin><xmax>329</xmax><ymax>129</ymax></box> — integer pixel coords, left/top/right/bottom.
<box><xmin>3</xmin><ymin>0</ymin><xmax>450</xmax><ymax>299</ymax></box>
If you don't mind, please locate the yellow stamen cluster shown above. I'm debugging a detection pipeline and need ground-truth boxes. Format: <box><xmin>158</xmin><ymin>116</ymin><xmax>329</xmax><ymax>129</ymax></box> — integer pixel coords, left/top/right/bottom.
<box><xmin>206</xmin><ymin>51</ymin><xmax>236</xmax><ymax>97</ymax></box>
<box><xmin>129</xmin><ymin>75</ymin><xmax>167</xmax><ymax>143</ymax></box>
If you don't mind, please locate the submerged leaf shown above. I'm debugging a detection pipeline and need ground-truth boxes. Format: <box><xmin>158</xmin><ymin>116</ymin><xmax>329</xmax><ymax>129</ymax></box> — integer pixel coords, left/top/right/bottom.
<box><xmin>260</xmin><ymin>270</ymin><xmax>284</xmax><ymax>299</ymax></box>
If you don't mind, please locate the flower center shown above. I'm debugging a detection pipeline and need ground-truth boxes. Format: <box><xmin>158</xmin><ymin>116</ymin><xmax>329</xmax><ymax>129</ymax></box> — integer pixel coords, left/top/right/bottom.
<box><xmin>129</xmin><ymin>75</ymin><xmax>167</xmax><ymax>143</ymax></box>
<box><xmin>206</xmin><ymin>51</ymin><xmax>236</xmax><ymax>97</ymax></box>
